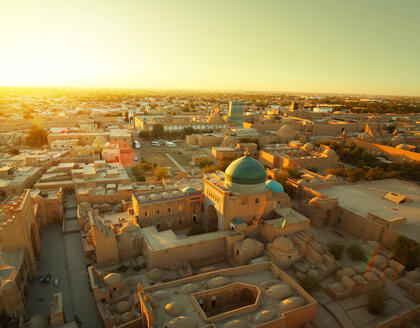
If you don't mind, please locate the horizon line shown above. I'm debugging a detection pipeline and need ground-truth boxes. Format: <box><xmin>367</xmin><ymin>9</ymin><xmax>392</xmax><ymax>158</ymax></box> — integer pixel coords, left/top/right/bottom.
<box><xmin>0</xmin><ymin>85</ymin><xmax>419</xmax><ymax>99</ymax></box>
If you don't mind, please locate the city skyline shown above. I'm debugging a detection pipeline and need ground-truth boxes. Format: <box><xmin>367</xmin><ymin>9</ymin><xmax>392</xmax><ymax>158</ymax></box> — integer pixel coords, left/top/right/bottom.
<box><xmin>1</xmin><ymin>0</ymin><xmax>419</xmax><ymax>97</ymax></box>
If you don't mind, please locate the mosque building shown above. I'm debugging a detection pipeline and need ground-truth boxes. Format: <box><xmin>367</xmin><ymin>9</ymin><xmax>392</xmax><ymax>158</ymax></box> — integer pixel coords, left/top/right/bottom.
<box><xmin>204</xmin><ymin>151</ymin><xmax>290</xmax><ymax>232</ymax></box>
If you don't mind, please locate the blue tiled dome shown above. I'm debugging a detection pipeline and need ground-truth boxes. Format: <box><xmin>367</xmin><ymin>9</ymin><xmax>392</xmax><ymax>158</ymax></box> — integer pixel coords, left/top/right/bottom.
<box><xmin>265</xmin><ymin>180</ymin><xmax>284</xmax><ymax>193</ymax></box>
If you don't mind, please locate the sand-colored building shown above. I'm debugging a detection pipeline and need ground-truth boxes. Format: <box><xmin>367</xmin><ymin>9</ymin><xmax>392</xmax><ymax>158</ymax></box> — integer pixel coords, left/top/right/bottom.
<box><xmin>259</xmin><ymin>143</ymin><xmax>339</xmax><ymax>171</ymax></box>
<box><xmin>203</xmin><ymin>152</ymin><xmax>291</xmax><ymax>232</ymax></box>
<box><xmin>132</xmin><ymin>187</ymin><xmax>204</xmax><ymax>232</ymax></box>
<box><xmin>138</xmin><ymin>262</ymin><xmax>317</xmax><ymax>328</ymax></box>
<box><xmin>0</xmin><ymin>190</ymin><xmax>41</xmax><ymax>318</ymax></box>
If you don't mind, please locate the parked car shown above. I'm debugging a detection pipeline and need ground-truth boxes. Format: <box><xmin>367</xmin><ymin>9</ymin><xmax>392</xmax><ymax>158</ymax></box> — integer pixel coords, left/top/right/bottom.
<box><xmin>151</xmin><ymin>141</ymin><xmax>160</xmax><ymax>147</ymax></box>
<box><xmin>165</xmin><ymin>141</ymin><xmax>176</xmax><ymax>148</ymax></box>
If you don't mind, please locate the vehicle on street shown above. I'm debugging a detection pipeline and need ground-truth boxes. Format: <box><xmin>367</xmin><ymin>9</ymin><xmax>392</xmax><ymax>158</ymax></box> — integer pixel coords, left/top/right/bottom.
<box><xmin>151</xmin><ymin>141</ymin><xmax>160</xmax><ymax>147</ymax></box>
<box><xmin>165</xmin><ymin>141</ymin><xmax>176</xmax><ymax>148</ymax></box>
<box><xmin>133</xmin><ymin>140</ymin><xmax>141</xmax><ymax>149</ymax></box>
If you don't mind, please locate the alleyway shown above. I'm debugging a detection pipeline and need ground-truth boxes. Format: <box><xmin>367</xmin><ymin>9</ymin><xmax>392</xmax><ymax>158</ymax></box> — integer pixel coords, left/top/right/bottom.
<box><xmin>27</xmin><ymin>194</ymin><xmax>101</xmax><ymax>327</ymax></box>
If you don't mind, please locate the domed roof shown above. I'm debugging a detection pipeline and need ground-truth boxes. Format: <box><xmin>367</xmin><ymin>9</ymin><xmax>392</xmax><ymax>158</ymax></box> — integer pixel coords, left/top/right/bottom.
<box><xmin>221</xmin><ymin>320</ymin><xmax>248</xmax><ymax>328</ymax></box>
<box><xmin>241</xmin><ymin>238</ymin><xmax>261</xmax><ymax>249</ymax></box>
<box><xmin>278</xmin><ymin>296</ymin><xmax>305</xmax><ymax>312</ymax></box>
<box><xmin>153</xmin><ymin>290</ymin><xmax>170</xmax><ymax>300</ymax></box>
<box><xmin>180</xmin><ymin>283</ymin><xmax>201</xmax><ymax>294</ymax></box>
<box><xmin>115</xmin><ymin>301</ymin><xmax>131</xmax><ymax>314</ymax></box>
<box><xmin>325</xmin><ymin>174</ymin><xmax>337</xmax><ymax>182</ymax></box>
<box><xmin>322</xmin><ymin>147</ymin><xmax>336</xmax><ymax>156</ymax></box>
<box><xmin>104</xmin><ymin>273</ymin><xmax>122</xmax><ymax>286</ymax></box>
<box><xmin>148</xmin><ymin>268</ymin><xmax>164</xmax><ymax>282</ymax></box>
<box><xmin>165</xmin><ymin>301</ymin><xmax>184</xmax><ymax>316</ymax></box>
<box><xmin>302</xmin><ymin>143</ymin><xmax>314</xmax><ymax>152</ymax></box>
<box><xmin>358</xmin><ymin>132</ymin><xmax>372</xmax><ymax>141</ymax></box>
<box><xmin>121</xmin><ymin>312</ymin><xmax>137</xmax><ymax>323</ymax></box>
<box><xmin>207</xmin><ymin>276</ymin><xmax>231</xmax><ymax>289</ymax></box>
<box><xmin>164</xmin><ymin>316</ymin><xmax>197</xmax><ymax>328</ymax></box>
<box><xmin>93</xmin><ymin>136</ymin><xmax>108</xmax><ymax>147</ymax></box>
<box><xmin>182</xmin><ymin>186</ymin><xmax>197</xmax><ymax>193</ymax></box>
<box><xmin>120</xmin><ymin>223</ymin><xmax>139</xmax><ymax>233</ymax></box>
<box><xmin>253</xmin><ymin>309</ymin><xmax>276</xmax><ymax>324</ymax></box>
<box><xmin>273</xmin><ymin>237</ymin><xmax>293</xmax><ymax>252</ymax></box>
<box><xmin>266</xmin><ymin>283</ymin><xmax>294</xmax><ymax>300</ymax></box>
<box><xmin>277</xmin><ymin>125</ymin><xmax>297</xmax><ymax>138</ymax></box>
<box><xmin>265</xmin><ymin>180</ymin><xmax>284</xmax><ymax>193</ymax></box>
<box><xmin>396</xmin><ymin>144</ymin><xmax>410</xmax><ymax>150</ymax></box>
<box><xmin>225</xmin><ymin>155</ymin><xmax>266</xmax><ymax>185</ymax></box>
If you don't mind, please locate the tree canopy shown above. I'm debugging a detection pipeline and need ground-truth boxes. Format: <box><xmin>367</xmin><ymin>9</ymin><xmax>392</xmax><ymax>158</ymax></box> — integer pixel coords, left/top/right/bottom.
<box><xmin>26</xmin><ymin>125</ymin><xmax>48</xmax><ymax>147</ymax></box>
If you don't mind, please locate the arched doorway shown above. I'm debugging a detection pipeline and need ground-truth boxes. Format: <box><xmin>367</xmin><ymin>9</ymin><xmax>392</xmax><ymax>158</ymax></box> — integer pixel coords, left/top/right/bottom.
<box><xmin>207</xmin><ymin>205</ymin><xmax>219</xmax><ymax>232</ymax></box>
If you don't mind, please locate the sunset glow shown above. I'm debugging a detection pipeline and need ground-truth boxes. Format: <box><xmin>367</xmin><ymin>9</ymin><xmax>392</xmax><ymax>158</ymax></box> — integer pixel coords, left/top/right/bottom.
<box><xmin>1</xmin><ymin>0</ymin><xmax>419</xmax><ymax>95</ymax></box>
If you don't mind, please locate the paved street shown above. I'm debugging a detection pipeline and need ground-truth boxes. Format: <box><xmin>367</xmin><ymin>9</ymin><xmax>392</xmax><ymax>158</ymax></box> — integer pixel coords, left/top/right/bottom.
<box><xmin>26</xmin><ymin>225</ymin><xmax>73</xmax><ymax>320</ymax></box>
<box><xmin>27</xmin><ymin>194</ymin><xmax>101</xmax><ymax>327</ymax></box>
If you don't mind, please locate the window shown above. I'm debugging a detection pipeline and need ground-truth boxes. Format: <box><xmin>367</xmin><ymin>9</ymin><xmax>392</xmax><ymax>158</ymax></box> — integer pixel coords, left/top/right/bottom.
<box><xmin>255</xmin><ymin>198</ymin><xmax>259</xmax><ymax>204</ymax></box>
<box><xmin>193</xmin><ymin>215</ymin><xmax>197</xmax><ymax>223</ymax></box>
<box><xmin>179</xmin><ymin>219</ymin><xmax>182</xmax><ymax>225</ymax></box>
<box><xmin>156</xmin><ymin>209</ymin><xmax>160</xmax><ymax>214</ymax></box>
<box><xmin>168</xmin><ymin>208</ymin><xmax>171</xmax><ymax>213</ymax></box>
<box><xmin>144</xmin><ymin>211</ymin><xmax>148</xmax><ymax>217</ymax></box>
<box><xmin>236</xmin><ymin>249</ymin><xmax>239</xmax><ymax>255</ymax></box>
<box><xmin>157</xmin><ymin>223</ymin><xmax>160</xmax><ymax>229</ymax></box>
<box><xmin>211</xmin><ymin>295</ymin><xmax>216</xmax><ymax>307</ymax></box>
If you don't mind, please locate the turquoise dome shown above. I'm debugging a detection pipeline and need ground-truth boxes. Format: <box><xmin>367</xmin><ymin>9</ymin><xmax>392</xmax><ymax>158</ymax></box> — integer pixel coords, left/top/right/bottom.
<box><xmin>225</xmin><ymin>155</ymin><xmax>266</xmax><ymax>185</ymax></box>
<box><xmin>182</xmin><ymin>186</ymin><xmax>196</xmax><ymax>193</ymax></box>
<box><xmin>265</xmin><ymin>180</ymin><xmax>284</xmax><ymax>193</ymax></box>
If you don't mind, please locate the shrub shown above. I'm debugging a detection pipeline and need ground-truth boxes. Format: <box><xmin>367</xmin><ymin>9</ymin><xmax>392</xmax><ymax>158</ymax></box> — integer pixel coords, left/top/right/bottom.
<box><xmin>367</xmin><ymin>288</ymin><xmax>387</xmax><ymax>315</ymax></box>
<box><xmin>8</xmin><ymin>148</ymin><xmax>20</xmax><ymax>156</ymax></box>
<box><xmin>155</xmin><ymin>166</ymin><xmax>169</xmax><ymax>179</ymax></box>
<box><xmin>117</xmin><ymin>264</ymin><xmax>129</xmax><ymax>273</ymax></box>
<box><xmin>202</xmin><ymin>165</ymin><xmax>216</xmax><ymax>173</ymax></box>
<box><xmin>187</xmin><ymin>225</ymin><xmax>205</xmax><ymax>236</ymax></box>
<box><xmin>327</xmin><ymin>242</ymin><xmax>345</xmax><ymax>260</ymax></box>
<box><xmin>298</xmin><ymin>274</ymin><xmax>321</xmax><ymax>293</ymax></box>
<box><xmin>392</xmin><ymin>236</ymin><xmax>419</xmax><ymax>271</ymax></box>
<box><xmin>198</xmin><ymin>157</ymin><xmax>214</xmax><ymax>168</ymax></box>
<box><xmin>346</xmin><ymin>243</ymin><xmax>366</xmax><ymax>261</ymax></box>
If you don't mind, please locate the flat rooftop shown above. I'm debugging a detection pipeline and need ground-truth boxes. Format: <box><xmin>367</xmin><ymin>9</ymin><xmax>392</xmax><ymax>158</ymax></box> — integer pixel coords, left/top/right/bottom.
<box><xmin>141</xmin><ymin>226</ymin><xmax>229</xmax><ymax>251</ymax></box>
<box><xmin>314</xmin><ymin>179</ymin><xmax>420</xmax><ymax>242</ymax></box>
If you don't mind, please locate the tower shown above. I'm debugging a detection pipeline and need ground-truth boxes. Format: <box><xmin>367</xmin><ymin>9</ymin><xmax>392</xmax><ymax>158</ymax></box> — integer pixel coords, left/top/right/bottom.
<box><xmin>228</xmin><ymin>101</ymin><xmax>244</xmax><ymax>127</ymax></box>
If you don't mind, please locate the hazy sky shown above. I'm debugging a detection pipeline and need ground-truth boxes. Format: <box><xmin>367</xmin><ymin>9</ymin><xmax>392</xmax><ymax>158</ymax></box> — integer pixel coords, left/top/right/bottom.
<box><xmin>1</xmin><ymin>0</ymin><xmax>419</xmax><ymax>96</ymax></box>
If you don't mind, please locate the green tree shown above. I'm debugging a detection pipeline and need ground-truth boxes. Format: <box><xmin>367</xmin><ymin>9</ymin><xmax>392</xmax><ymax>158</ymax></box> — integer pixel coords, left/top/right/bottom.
<box><xmin>155</xmin><ymin>166</ymin><xmax>168</xmax><ymax>179</ymax></box>
<box><xmin>367</xmin><ymin>288</ymin><xmax>387</xmax><ymax>315</ymax></box>
<box><xmin>198</xmin><ymin>157</ymin><xmax>214</xmax><ymax>168</ymax></box>
<box><xmin>392</xmin><ymin>236</ymin><xmax>419</xmax><ymax>270</ymax></box>
<box><xmin>202</xmin><ymin>165</ymin><xmax>217</xmax><ymax>173</ymax></box>
<box><xmin>26</xmin><ymin>125</ymin><xmax>48</xmax><ymax>147</ymax></box>
<box><xmin>298</xmin><ymin>274</ymin><xmax>321</xmax><ymax>294</ymax></box>
<box><xmin>152</xmin><ymin>124</ymin><xmax>164</xmax><ymax>139</ymax></box>
<box><xmin>183</xmin><ymin>126</ymin><xmax>195</xmax><ymax>136</ymax></box>
<box><xmin>346</xmin><ymin>243</ymin><xmax>366</xmax><ymax>261</ymax></box>
<box><xmin>131</xmin><ymin>165</ymin><xmax>145</xmax><ymax>181</ymax></box>
<box><xmin>8</xmin><ymin>148</ymin><xmax>20</xmax><ymax>156</ymax></box>
<box><xmin>327</xmin><ymin>242</ymin><xmax>345</xmax><ymax>260</ymax></box>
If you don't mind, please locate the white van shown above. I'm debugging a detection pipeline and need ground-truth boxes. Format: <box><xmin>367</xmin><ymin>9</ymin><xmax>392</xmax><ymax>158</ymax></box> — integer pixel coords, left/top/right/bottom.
<box><xmin>151</xmin><ymin>141</ymin><xmax>160</xmax><ymax>147</ymax></box>
<box><xmin>165</xmin><ymin>141</ymin><xmax>176</xmax><ymax>148</ymax></box>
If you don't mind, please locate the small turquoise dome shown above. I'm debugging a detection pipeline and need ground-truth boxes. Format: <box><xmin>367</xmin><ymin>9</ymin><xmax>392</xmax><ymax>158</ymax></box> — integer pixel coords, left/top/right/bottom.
<box><xmin>265</xmin><ymin>180</ymin><xmax>284</xmax><ymax>193</ymax></box>
<box><xmin>225</xmin><ymin>155</ymin><xmax>266</xmax><ymax>185</ymax></box>
<box><xmin>232</xmin><ymin>217</ymin><xmax>243</xmax><ymax>225</ymax></box>
<box><xmin>182</xmin><ymin>186</ymin><xmax>197</xmax><ymax>193</ymax></box>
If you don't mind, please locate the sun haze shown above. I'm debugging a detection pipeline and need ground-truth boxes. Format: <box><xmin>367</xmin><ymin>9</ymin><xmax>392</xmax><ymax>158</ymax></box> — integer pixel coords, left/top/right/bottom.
<box><xmin>0</xmin><ymin>0</ymin><xmax>419</xmax><ymax>96</ymax></box>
